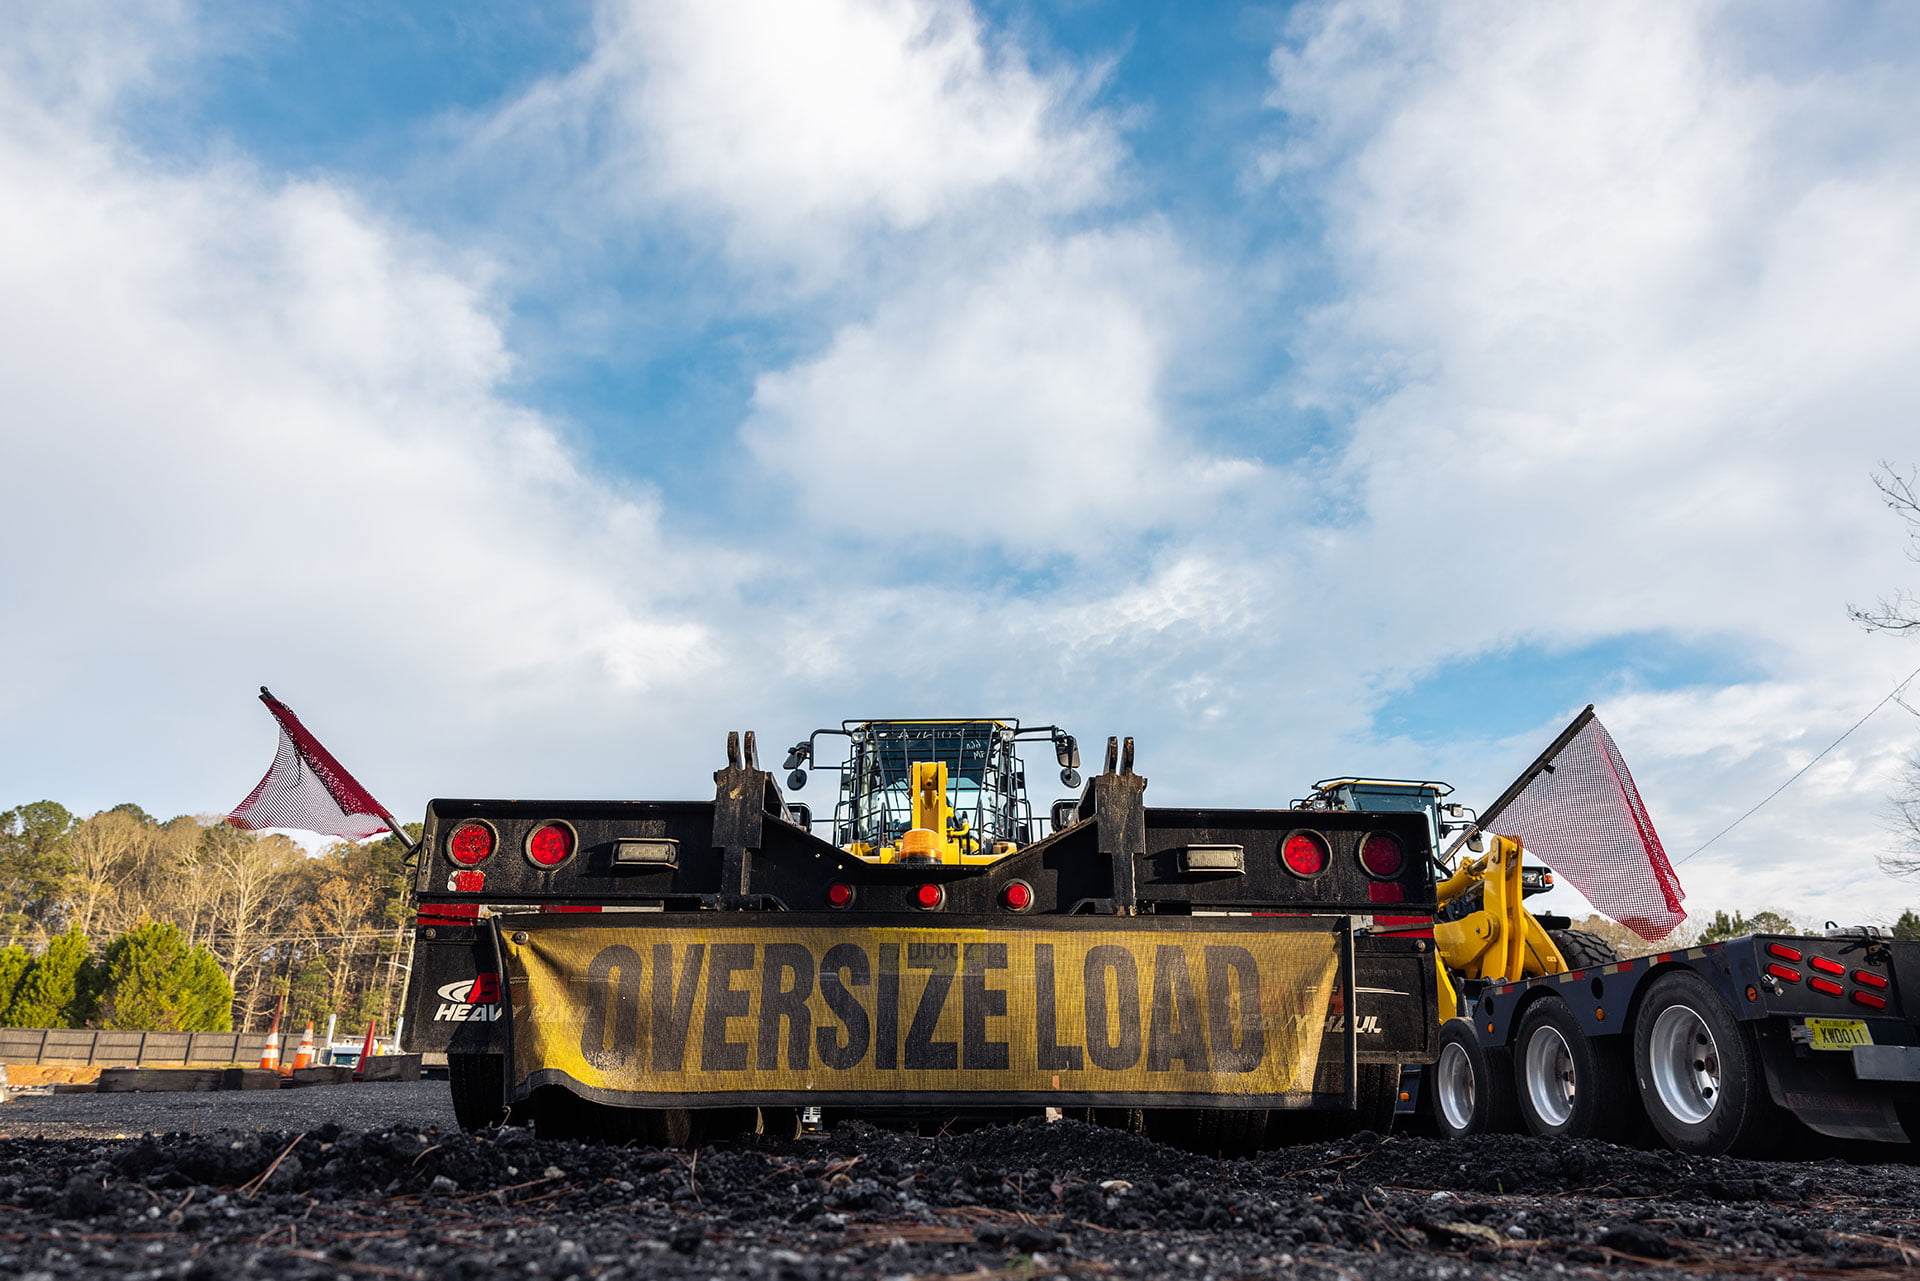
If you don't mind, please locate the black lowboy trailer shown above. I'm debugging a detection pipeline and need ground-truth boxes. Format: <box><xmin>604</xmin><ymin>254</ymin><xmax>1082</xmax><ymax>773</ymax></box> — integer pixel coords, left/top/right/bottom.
<box><xmin>1424</xmin><ymin>928</ymin><xmax>1920</xmax><ymax>1154</ymax></box>
<box><xmin>402</xmin><ymin>727</ymin><xmax>1442</xmax><ymax>1152</ymax></box>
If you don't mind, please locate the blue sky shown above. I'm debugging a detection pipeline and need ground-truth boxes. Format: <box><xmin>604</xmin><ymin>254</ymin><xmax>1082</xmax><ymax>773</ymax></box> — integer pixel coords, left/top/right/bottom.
<box><xmin>4</xmin><ymin>0</ymin><xmax>1920</xmax><ymax>930</ymax></box>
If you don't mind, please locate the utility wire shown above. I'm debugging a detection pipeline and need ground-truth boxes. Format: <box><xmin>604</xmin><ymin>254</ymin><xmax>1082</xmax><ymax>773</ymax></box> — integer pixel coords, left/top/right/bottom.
<box><xmin>1676</xmin><ymin>660</ymin><xmax>1920</xmax><ymax>866</ymax></box>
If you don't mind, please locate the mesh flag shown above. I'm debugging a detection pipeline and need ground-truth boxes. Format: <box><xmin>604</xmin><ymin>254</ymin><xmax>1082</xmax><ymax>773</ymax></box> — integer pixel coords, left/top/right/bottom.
<box><xmin>1474</xmin><ymin>706</ymin><xmax>1686</xmax><ymax>942</ymax></box>
<box><xmin>228</xmin><ymin>689</ymin><xmax>395</xmax><ymax>841</ymax></box>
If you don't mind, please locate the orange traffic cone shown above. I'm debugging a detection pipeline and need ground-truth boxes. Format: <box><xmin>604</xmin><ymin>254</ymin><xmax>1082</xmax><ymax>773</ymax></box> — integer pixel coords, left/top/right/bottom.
<box><xmin>258</xmin><ymin>1010</ymin><xmax>283</xmax><ymax>1072</ymax></box>
<box><xmin>352</xmin><ymin>1020</ymin><xmax>378</xmax><ymax>1080</ymax></box>
<box><xmin>290</xmin><ymin>1022</ymin><xmax>316</xmax><ymax>1072</ymax></box>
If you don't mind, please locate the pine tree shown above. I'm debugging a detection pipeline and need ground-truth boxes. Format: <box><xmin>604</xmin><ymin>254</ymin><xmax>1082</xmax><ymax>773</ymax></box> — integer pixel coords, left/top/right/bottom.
<box><xmin>4</xmin><ymin>928</ymin><xmax>96</xmax><ymax>1027</ymax></box>
<box><xmin>95</xmin><ymin>921</ymin><xmax>233</xmax><ymax>1032</ymax></box>
<box><xmin>1698</xmin><ymin>909</ymin><xmax>1753</xmax><ymax>944</ymax></box>
<box><xmin>1892</xmin><ymin>909</ymin><xmax>1920</xmax><ymax>941</ymax></box>
<box><xmin>0</xmin><ymin>944</ymin><xmax>30</xmax><ymax>1023</ymax></box>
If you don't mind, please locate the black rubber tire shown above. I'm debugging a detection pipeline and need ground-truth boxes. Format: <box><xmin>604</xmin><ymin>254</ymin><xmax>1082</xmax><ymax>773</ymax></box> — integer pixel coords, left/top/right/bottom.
<box><xmin>1632</xmin><ymin>970</ymin><xmax>1778</xmax><ymax>1156</ymax></box>
<box><xmin>1426</xmin><ymin>1019</ymin><xmax>1520</xmax><ymax>1139</ymax></box>
<box><xmin>1512</xmin><ymin>997</ymin><xmax>1638</xmax><ymax>1140</ymax></box>
<box><xmin>530</xmin><ymin>1086</ymin><xmax>698</xmax><ymax>1146</ymax></box>
<box><xmin>1549</xmin><ymin>927</ymin><xmax>1622</xmax><ymax>971</ymax></box>
<box><xmin>447</xmin><ymin>1053</ymin><xmax>508</xmax><ymax>1131</ymax></box>
<box><xmin>1345</xmin><ymin>1063</ymin><xmax>1401</xmax><ymax>1136</ymax></box>
<box><xmin>1142</xmin><ymin>1108</ymin><xmax>1270</xmax><ymax>1156</ymax></box>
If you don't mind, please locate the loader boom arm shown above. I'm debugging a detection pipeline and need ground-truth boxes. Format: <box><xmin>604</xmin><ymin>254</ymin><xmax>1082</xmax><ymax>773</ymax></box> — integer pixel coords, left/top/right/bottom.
<box><xmin>1430</xmin><ymin>834</ymin><xmax>1566</xmax><ymax>1020</ymax></box>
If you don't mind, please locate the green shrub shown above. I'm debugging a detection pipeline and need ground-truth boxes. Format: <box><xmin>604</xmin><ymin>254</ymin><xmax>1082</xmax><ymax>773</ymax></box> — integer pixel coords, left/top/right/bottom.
<box><xmin>4</xmin><ymin>929</ymin><xmax>97</xmax><ymax>1027</ymax></box>
<box><xmin>95</xmin><ymin>921</ymin><xmax>233</xmax><ymax>1032</ymax></box>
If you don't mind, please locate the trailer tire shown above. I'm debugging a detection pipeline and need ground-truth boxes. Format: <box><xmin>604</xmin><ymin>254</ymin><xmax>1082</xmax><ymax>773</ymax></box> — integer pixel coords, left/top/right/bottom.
<box><xmin>1514</xmin><ymin>997</ymin><xmax>1637</xmax><ymax>1140</ymax></box>
<box><xmin>1633</xmin><ymin>970</ymin><xmax>1776</xmax><ymax>1156</ymax></box>
<box><xmin>1427</xmin><ymin>1019</ymin><xmax>1519</xmax><ymax>1139</ymax></box>
<box><xmin>531</xmin><ymin>1086</ymin><xmax>699</xmax><ymax>1147</ymax></box>
<box><xmin>1143</xmin><ymin>1107</ymin><xmax>1270</xmax><ymax>1156</ymax></box>
<box><xmin>447</xmin><ymin>1052</ymin><xmax>509</xmax><ymax>1131</ymax></box>
<box><xmin>1547</xmin><ymin>928</ymin><xmax>1621</xmax><ymax>970</ymax></box>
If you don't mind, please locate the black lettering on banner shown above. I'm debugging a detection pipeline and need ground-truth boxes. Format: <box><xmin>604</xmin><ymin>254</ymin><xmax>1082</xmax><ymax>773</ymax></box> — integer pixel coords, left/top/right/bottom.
<box><xmin>905</xmin><ymin>942</ymin><xmax>958</xmax><ymax>1070</ymax></box>
<box><xmin>650</xmin><ymin>943</ymin><xmax>705</xmax><ymax>1072</ymax></box>
<box><xmin>1034</xmin><ymin>944</ymin><xmax>1083</xmax><ymax>1071</ymax></box>
<box><xmin>701</xmin><ymin>943</ymin><xmax>754</xmax><ymax>1072</ymax></box>
<box><xmin>876</xmin><ymin>943</ymin><xmax>900</xmax><ymax>1070</ymax></box>
<box><xmin>1204</xmin><ymin>945</ymin><xmax>1266</xmax><ymax>1072</ymax></box>
<box><xmin>961</xmin><ymin>942</ymin><xmax>1009</xmax><ymax>1070</ymax></box>
<box><xmin>816</xmin><ymin>944</ymin><xmax>872</xmax><ymax>1070</ymax></box>
<box><xmin>580</xmin><ymin>945</ymin><xmax>644</xmax><ymax>1070</ymax></box>
<box><xmin>1083</xmin><ymin>945</ymin><xmax>1142</xmax><ymax>1071</ymax></box>
<box><xmin>1145</xmin><ymin>945</ymin><xmax>1209</xmax><ymax>1073</ymax></box>
<box><xmin>757</xmin><ymin>943</ymin><xmax>814</xmax><ymax>1070</ymax></box>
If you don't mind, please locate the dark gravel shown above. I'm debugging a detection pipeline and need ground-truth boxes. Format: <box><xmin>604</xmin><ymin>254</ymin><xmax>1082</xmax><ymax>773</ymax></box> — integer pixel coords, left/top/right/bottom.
<box><xmin>3</xmin><ymin>1108</ymin><xmax>1920</xmax><ymax>1280</ymax></box>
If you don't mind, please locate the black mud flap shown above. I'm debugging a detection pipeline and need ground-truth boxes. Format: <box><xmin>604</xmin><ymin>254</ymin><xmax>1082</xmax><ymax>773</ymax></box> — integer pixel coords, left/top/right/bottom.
<box><xmin>1754</xmin><ymin>1021</ymin><xmax>1911</xmax><ymax>1144</ymax></box>
<box><xmin>493</xmin><ymin>913</ymin><xmax>1357</xmax><ymax>1113</ymax></box>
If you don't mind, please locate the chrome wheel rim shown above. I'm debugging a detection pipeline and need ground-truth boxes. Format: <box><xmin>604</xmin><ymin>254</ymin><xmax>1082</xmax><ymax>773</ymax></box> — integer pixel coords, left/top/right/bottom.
<box><xmin>1524</xmin><ymin>1024</ymin><xmax>1576</xmax><ymax>1128</ymax></box>
<box><xmin>1649</xmin><ymin>1004</ymin><xmax>1720</xmax><ymax>1125</ymax></box>
<box><xmin>1436</xmin><ymin>1041</ymin><xmax>1477</xmax><ymax>1132</ymax></box>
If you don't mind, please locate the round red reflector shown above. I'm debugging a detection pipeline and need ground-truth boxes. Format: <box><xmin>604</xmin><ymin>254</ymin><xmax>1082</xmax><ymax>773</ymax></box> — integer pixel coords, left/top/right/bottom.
<box><xmin>1003</xmin><ymin>881</ymin><xmax>1033</xmax><ymax>911</ymax></box>
<box><xmin>448</xmin><ymin>822</ymin><xmax>494</xmax><ymax>866</ymax></box>
<box><xmin>826</xmin><ymin>882</ymin><xmax>854</xmax><ymax>908</ymax></box>
<box><xmin>914</xmin><ymin>883</ymin><xmax>944</xmax><ymax>909</ymax></box>
<box><xmin>1359</xmin><ymin>834</ymin><xmax>1404</xmax><ymax>878</ymax></box>
<box><xmin>526</xmin><ymin>823</ymin><xmax>574</xmax><ymax>868</ymax></box>
<box><xmin>1281</xmin><ymin>832</ymin><xmax>1328</xmax><ymax>877</ymax></box>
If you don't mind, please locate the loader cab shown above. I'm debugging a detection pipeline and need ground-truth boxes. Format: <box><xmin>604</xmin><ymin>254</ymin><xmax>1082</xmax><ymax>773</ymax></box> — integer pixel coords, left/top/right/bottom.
<box><xmin>780</xmin><ymin>718</ymin><xmax>1080</xmax><ymax>863</ymax></box>
<box><xmin>1301</xmin><ymin>777</ymin><xmax>1459</xmax><ymax>857</ymax></box>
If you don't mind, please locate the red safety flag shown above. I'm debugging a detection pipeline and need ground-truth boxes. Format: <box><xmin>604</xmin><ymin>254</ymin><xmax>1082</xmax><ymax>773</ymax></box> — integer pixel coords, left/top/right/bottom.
<box><xmin>228</xmin><ymin>688</ymin><xmax>396</xmax><ymax>841</ymax></box>
<box><xmin>1473</xmin><ymin>706</ymin><xmax>1686</xmax><ymax>942</ymax></box>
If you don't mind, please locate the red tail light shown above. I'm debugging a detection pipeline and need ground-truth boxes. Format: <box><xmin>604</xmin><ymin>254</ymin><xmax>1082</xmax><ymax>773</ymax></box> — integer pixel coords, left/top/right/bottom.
<box><xmin>1854</xmin><ymin>970</ymin><xmax>1888</xmax><ymax>989</ymax></box>
<box><xmin>826</xmin><ymin>882</ymin><xmax>854</xmax><ymax>908</ymax></box>
<box><xmin>1809</xmin><ymin>956</ymin><xmax>1844</xmax><ymax>975</ymax></box>
<box><xmin>448</xmin><ymin>822</ymin><xmax>495</xmax><ymax>866</ymax></box>
<box><xmin>1359</xmin><ymin>834</ymin><xmax>1404</xmax><ymax>878</ymax></box>
<box><xmin>1766</xmin><ymin>963</ymin><xmax>1800</xmax><ymax>983</ymax></box>
<box><xmin>526</xmin><ymin>823</ymin><xmax>575</xmax><ymax>868</ymax></box>
<box><xmin>914</xmin><ymin>883</ymin><xmax>944</xmax><ymax>910</ymax></box>
<box><xmin>1282</xmin><ymin>832</ymin><xmax>1329</xmax><ymax>877</ymax></box>
<box><xmin>1809</xmin><ymin>977</ymin><xmax>1844</xmax><ymax>996</ymax></box>
<box><xmin>1854</xmin><ymin>991</ymin><xmax>1888</xmax><ymax>1010</ymax></box>
<box><xmin>1767</xmin><ymin>943</ymin><xmax>1803</xmax><ymax>962</ymax></box>
<box><xmin>1002</xmin><ymin>881</ymin><xmax>1033</xmax><ymax>911</ymax></box>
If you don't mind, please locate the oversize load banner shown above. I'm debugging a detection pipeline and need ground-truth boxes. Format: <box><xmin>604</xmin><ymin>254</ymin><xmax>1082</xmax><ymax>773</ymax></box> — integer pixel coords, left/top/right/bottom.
<box><xmin>501</xmin><ymin>918</ymin><xmax>1346</xmax><ymax>1105</ymax></box>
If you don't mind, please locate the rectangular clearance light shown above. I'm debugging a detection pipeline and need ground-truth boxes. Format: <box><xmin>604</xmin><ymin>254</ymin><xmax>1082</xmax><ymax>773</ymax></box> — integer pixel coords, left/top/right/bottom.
<box><xmin>613</xmin><ymin>837</ymin><xmax>678</xmax><ymax>868</ymax></box>
<box><xmin>1180</xmin><ymin>844</ymin><xmax>1245</xmax><ymax>874</ymax></box>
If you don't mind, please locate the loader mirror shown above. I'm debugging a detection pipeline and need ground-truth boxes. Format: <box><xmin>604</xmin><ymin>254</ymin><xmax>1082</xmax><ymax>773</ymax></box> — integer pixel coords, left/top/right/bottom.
<box><xmin>787</xmin><ymin>802</ymin><xmax>812</xmax><ymax>829</ymax></box>
<box><xmin>1059</xmin><ymin>766</ymin><xmax>1082</xmax><ymax>789</ymax></box>
<box><xmin>783</xmin><ymin>743</ymin><xmax>810</xmax><ymax>771</ymax></box>
<box><xmin>1050</xmin><ymin>799</ymin><xmax>1078</xmax><ymax>832</ymax></box>
<box><xmin>1054</xmin><ymin>734</ymin><xmax>1080</xmax><ymax>770</ymax></box>
<box><xmin>787</xmin><ymin>768</ymin><xmax>807</xmax><ymax>791</ymax></box>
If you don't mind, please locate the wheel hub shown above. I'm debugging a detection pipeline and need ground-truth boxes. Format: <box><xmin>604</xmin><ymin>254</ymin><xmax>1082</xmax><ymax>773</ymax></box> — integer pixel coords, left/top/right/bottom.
<box><xmin>1436</xmin><ymin>1040</ymin><xmax>1477</xmax><ymax>1132</ymax></box>
<box><xmin>1523</xmin><ymin>1025</ymin><xmax>1577</xmax><ymax>1127</ymax></box>
<box><xmin>1649</xmin><ymin>1004</ymin><xmax>1721</xmax><ymax>1125</ymax></box>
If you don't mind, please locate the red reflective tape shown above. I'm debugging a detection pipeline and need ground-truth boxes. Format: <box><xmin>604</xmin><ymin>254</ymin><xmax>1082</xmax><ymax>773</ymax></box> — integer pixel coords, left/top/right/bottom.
<box><xmin>419</xmin><ymin>903</ymin><xmax>479</xmax><ymax>920</ymax></box>
<box><xmin>1373</xmin><ymin>915</ymin><xmax>1432</xmax><ymax>927</ymax></box>
<box><xmin>543</xmin><ymin>905</ymin><xmax>602</xmax><ymax>914</ymax></box>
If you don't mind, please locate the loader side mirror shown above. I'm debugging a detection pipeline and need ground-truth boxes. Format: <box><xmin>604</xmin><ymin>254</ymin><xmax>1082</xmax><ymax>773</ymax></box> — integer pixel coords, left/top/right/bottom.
<box><xmin>1059</xmin><ymin>767</ymin><xmax>1081</xmax><ymax>789</ymax></box>
<box><xmin>787</xmin><ymin>768</ymin><xmax>807</xmax><ymax>791</ymax></box>
<box><xmin>783</xmin><ymin>742</ymin><xmax>810</xmax><ymax>771</ymax></box>
<box><xmin>787</xmin><ymin>802</ymin><xmax>812</xmax><ymax>829</ymax></box>
<box><xmin>1054</xmin><ymin>734</ymin><xmax>1080</xmax><ymax>770</ymax></box>
<box><xmin>1050</xmin><ymin>800</ymin><xmax>1078</xmax><ymax>832</ymax></box>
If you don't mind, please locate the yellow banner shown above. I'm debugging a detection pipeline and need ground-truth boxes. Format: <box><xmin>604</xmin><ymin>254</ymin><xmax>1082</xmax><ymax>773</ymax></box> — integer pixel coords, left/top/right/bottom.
<box><xmin>502</xmin><ymin>922</ymin><xmax>1344</xmax><ymax>1102</ymax></box>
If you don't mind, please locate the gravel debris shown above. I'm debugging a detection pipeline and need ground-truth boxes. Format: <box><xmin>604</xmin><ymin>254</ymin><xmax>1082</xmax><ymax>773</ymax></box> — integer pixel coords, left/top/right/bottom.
<box><xmin>1</xmin><ymin>1089</ymin><xmax>1917</xmax><ymax>1278</ymax></box>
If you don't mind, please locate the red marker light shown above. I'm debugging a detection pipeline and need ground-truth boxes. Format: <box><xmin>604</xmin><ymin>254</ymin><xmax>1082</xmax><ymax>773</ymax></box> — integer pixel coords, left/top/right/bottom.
<box><xmin>1282</xmin><ymin>833</ymin><xmax>1329</xmax><ymax>877</ymax></box>
<box><xmin>1809</xmin><ymin>956</ymin><xmax>1844</xmax><ymax>975</ymax></box>
<box><xmin>1854</xmin><ymin>991</ymin><xmax>1888</xmax><ymax>1010</ymax></box>
<box><xmin>1002</xmin><ymin>881</ymin><xmax>1033</xmax><ymax>911</ymax></box>
<box><xmin>1359</xmin><ymin>834</ymin><xmax>1404</xmax><ymax>878</ymax></box>
<box><xmin>914</xmin><ymin>883</ymin><xmax>944</xmax><ymax>910</ymax></box>
<box><xmin>1767</xmin><ymin>943</ymin><xmax>1803</xmax><ymax>963</ymax></box>
<box><xmin>1854</xmin><ymin>970</ymin><xmax>1889</xmax><ymax>989</ymax></box>
<box><xmin>448</xmin><ymin>822</ymin><xmax>494</xmax><ymax>866</ymax></box>
<box><xmin>826</xmin><ymin>882</ymin><xmax>854</xmax><ymax>908</ymax></box>
<box><xmin>526</xmin><ymin>823</ymin><xmax>575</xmax><ymax>868</ymax></box>
<box><xmin>1766</xmin><ymin>964</ymin><xmax>1800</xmax><ymax>983</ymax></box>
<box><xmin>1809</xmin><ymin>977</ymin><xmax>1844</xmax><ymax>997</ymax></box>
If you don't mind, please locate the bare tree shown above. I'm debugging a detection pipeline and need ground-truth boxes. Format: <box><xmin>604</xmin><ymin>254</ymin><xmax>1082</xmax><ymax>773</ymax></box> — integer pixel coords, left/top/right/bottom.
<box><xmin>1849</xmin><ymin>463</ymin><xmax>1920</xmax><ymax>633</ymax></box>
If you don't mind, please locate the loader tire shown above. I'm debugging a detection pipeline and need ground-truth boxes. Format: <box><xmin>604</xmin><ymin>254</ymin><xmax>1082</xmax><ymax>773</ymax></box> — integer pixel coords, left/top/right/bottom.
<box><xmin>447</xmin><ymin>1052</ymin><xmax>509</xmax><ymax>1131</ymax></box>
<box><xmin>1547</xmin><ymin>928</ymin><xmax>1621</xmax><ymax>971</ymax></box>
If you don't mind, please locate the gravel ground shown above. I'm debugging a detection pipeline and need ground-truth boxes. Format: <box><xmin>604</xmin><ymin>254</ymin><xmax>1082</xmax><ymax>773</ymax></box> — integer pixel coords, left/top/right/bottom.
<box><xmin>3</xmin><ymin>1086</ymin><xmax>1920</xmax><ymax>1280</ymax></box>
<box><xmin>0</xmin><ymin>1080</ymin><xmax>455</xmax><ymax>1140</ymax></box>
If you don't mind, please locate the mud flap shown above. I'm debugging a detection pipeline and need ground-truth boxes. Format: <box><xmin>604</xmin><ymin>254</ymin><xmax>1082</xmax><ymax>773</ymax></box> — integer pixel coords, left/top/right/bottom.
<box><xmin>1755</xmin><ymin>1020</ymin><xmax>1911</xmax><ymax>1144</ymax></box>
<box><xmin>494</xmin><ymin>913</ymin><xmax>1355</xmax><ymax>1112</ymax></box>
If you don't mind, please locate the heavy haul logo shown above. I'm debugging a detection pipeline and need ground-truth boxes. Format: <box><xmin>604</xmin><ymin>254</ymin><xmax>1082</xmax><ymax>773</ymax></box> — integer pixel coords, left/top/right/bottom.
<box><xmin>434</xmin><ymin>973</ymin><xmax>500</xmax><ymax>1022</ymax></box>
<box><xmin>501</xmin><ymin>926</ymin><xmax>1346</xmax><ymax>1100</ymax></box>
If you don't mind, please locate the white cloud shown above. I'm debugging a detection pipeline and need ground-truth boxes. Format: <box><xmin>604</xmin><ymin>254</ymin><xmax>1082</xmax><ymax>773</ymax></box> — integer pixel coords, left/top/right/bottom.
<box><xmin>479</xmin><ymin>0</ymin><xmax>1116</xmax><ymax>269</ymax></box>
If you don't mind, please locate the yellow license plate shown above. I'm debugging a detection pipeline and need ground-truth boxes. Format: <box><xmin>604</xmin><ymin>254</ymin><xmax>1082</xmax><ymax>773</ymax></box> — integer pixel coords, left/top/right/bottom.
<box><xmin>1806</xmin><ymin>1018</ymin><xmax>1873</xmax><ymax>1050</ymax></box>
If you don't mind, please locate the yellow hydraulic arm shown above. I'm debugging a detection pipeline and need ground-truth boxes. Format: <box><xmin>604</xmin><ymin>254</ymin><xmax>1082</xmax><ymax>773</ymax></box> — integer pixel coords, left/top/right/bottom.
<box><xmin>1429</xmin><ymin>834</ymin><xmax>1566</xmax><ymax>1021</ymax></box>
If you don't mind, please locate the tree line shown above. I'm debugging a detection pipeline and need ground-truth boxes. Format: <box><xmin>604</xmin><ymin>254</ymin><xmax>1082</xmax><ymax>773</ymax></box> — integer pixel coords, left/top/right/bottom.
<box><xmin>0</xmin><ymin>801</ymin><xmax>414</xmax><ymax>1034</ymax></box>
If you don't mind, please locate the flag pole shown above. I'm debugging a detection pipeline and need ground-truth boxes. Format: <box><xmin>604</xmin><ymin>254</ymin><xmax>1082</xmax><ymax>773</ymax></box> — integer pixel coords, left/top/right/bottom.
<box><xmin>1441</xmin><ymin>703</ymin><xmax>1597</xmax><ymax>861</ymax></box>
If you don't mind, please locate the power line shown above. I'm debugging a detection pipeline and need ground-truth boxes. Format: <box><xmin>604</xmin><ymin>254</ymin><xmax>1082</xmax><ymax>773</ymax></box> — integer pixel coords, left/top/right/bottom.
<box><xmin>1676</xmin><ymin>660</ymin><xmax>1920</xmax><ymax>866</ymax></box>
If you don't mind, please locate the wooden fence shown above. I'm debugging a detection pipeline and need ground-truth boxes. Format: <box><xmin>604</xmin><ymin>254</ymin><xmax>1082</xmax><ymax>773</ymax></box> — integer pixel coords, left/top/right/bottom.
<box><xmin>0</xmin><ymin>1028</ymin><xmax>309</xmax><ymax>1067</ymax></box>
